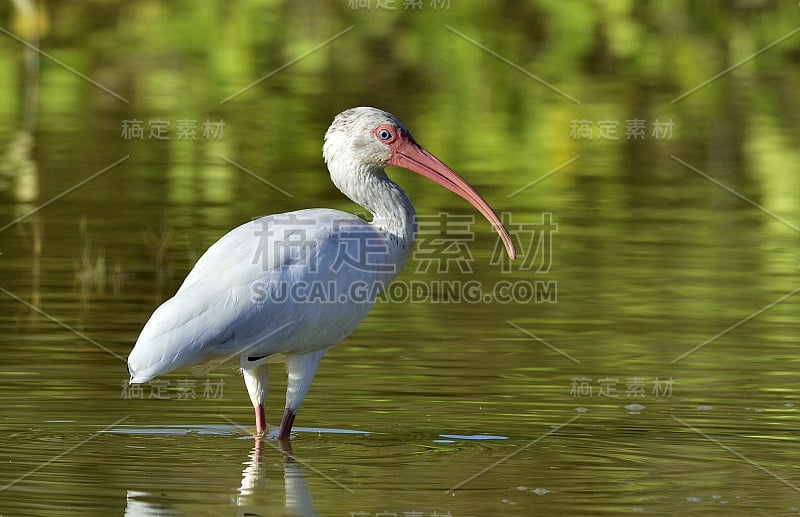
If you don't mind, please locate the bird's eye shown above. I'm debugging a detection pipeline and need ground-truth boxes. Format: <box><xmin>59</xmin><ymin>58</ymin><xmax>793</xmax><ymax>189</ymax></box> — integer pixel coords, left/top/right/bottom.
<box><xmin>376</xmin><ymin>128</ymin><xmax>393</xmax><ymax>141</ymax></box>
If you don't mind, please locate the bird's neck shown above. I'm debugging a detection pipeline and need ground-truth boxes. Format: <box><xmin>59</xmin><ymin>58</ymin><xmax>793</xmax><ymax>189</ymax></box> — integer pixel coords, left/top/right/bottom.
<box><xmin>329</xmin><ymin>161</ymin><xmax>416</xmax><ymax>269</ymax></box>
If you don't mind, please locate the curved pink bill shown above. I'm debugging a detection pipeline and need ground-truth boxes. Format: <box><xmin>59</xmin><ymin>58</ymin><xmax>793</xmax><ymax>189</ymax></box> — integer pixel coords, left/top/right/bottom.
<box><xmin>388</xmin><ymin>137</ymin><xmax>516</xmax><ymax>260</ymax></box>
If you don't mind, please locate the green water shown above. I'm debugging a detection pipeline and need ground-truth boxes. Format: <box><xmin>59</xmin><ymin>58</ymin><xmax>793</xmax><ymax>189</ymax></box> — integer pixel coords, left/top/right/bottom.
<box><xmin>1</xmin><ymin>2</ymin><xmax>800</xmax><ymax>515</ymax></box>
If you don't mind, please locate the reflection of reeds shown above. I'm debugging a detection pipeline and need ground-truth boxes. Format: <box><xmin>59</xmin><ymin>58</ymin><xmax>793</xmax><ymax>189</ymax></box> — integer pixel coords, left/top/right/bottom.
<box><xmin>10</xmin><ymin>0</ymin><xmax>44</xmax><ymax>133</ymax></box>
<box><xmin>74</xmin><ymin>216</ymin><xmax>107</xmax><ymax>293</ymax></box>
<box><xmin>16</xmin><ymin>216</ymin><xmax>43</xmax><ymax>312</ymax></box>
<box><xmin>141</xmin><ymin>218</ymin><xmax>175</xmax><ymax>288</ymax></box>
<box><xmin>30</xmin><ymin>216</ymin><xmax>41</xmax><ymax>308</ymax></box>
<box><xmin>72</xmin><ymin>218</ymin><xmax>124</xmax><ymax>295</ymax></box>
<box><xmin>30</xmin><ymin>214</ymin><xmax>41</xmax><ymax>257</ymax></box>
<box><xmin>0</xmin><ymin>131</ymin><xmax>38</xmax><ymax>202</ymax></box>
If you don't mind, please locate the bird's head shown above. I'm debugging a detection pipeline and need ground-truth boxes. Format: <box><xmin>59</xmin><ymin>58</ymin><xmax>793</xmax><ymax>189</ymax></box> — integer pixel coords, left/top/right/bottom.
<box><xmin>323</xmin><ymin>107</ymin><xmax>407</xmax><ymax>168</ymax></box>
<box><xmin>324</xmin><ymin>107</ymin><xmax>516</xmax><ymax>260</ymax></box>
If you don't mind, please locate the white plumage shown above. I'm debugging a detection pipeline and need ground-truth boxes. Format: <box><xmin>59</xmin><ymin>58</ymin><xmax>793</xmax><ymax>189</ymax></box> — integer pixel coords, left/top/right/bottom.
<box><xmin>128</xmin><ymin>107</ymin><xmax>515</xmax><ymax>440</ymax></box>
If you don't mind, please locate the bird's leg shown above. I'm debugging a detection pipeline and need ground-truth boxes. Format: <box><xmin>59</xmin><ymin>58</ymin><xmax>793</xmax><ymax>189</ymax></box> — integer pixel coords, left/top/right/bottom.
<box><xmin>278</xmin><ymin>348</ymin><xmax>329</xmax><ymax>440</ymax></box>
<box><xmin>277</xmin><ymin>409</ymin><xmax>296</xmax><ymax>442</ymax></box>
<box><xmin>254</xmin><ymin>405</ymin><xmax>267</xmax><ymax>436</ymax></box>
<box><xmin>242</xmin><ymin>363</ymin><xmax>269</xmax><ymax>437</ymax></box>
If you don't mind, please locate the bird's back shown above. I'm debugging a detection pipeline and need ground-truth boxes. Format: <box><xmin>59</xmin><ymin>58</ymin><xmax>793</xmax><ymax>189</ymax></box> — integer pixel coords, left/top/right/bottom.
<box><xmin>128</xmin><ymin>208</ymin><xmax>400</xmax><ymax>382</ymax></box>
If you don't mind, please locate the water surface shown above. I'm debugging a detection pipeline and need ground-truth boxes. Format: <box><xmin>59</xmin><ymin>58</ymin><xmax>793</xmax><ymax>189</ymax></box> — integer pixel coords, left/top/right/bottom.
<box><xmin>2</xmin><ymin>2</ymin><xmax>800</xmax><ymax>515</ymax></box>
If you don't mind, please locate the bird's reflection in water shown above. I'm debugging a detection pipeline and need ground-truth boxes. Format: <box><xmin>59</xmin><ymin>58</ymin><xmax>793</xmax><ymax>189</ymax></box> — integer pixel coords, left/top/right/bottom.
<box><xmin>124</xmin><ymin>433</ymin><xmax>318</xmax><ymax>517</ymax></box>
<box><xmin>238</xmin><ymin>438</ymin><xmax>318</xmax><ymax>517</ymax></box>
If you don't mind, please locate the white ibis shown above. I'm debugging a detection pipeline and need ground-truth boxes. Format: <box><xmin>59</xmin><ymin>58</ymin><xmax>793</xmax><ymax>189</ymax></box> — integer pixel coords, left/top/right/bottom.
<box><xmin>127</xmin><ymin>107</ymin><xmax>516</xmax><ymax>440</ymax></box>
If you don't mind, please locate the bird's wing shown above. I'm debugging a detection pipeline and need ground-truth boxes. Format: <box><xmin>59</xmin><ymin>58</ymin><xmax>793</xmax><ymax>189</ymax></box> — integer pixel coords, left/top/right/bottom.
<box><xmin>128</xmin><ymin>209</ymin><xmax>385</xmax><ymax>382</ymax></box>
